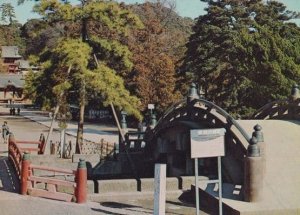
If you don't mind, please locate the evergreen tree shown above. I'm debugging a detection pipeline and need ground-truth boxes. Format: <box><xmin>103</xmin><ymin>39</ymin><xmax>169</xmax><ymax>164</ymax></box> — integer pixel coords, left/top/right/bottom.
<box><xmin>182</xmin><ymin>0</ymin><xmax>300</xmax><ymax>117</ymax></box>
<box><xmin>24</xmin><ymin>0</ymin><xmax>143</xmax><ymax>151</ymax></box>
<box><xmin>0</xmin><ymin>4</ymin><xmax>24</xmax><ymax>53</ymax></box>
<box><xmin>0</xmin><ymin>3</ymin><xmax>16</xmax><ymax>25</ymax></box>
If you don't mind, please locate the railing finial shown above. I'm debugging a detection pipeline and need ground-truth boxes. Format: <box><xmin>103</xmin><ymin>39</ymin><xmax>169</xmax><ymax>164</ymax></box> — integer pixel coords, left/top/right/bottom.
<box><xmin>291</xmin><ymin>83</ymin><xmax>300</xmax><ymax>101</ymax></box>
<box><xmin>252</xmin><ymin>124</ymin><xmax>264</xmax><ymax>142</ymax></box>
<box><xmin>187</xmin><ymin>83</ymin><xmax>200</xmax><ymax>102</ymax></box>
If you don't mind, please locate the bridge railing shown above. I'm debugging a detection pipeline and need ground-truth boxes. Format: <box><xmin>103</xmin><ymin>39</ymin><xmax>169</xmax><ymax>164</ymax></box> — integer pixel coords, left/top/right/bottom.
<box><xmin>15</xmin><ymin>135</ymin><xmax>46</xmax><ymax>155</ymax></box>
<box><xmin>8</xmin><ymin>134</ymin><xmax>23</xmax><ymax>179</ymax></box>
<box><xmin>8</xmin><ymin>134</ymin><xmax>87</xmax><ymax>203</ymax></box>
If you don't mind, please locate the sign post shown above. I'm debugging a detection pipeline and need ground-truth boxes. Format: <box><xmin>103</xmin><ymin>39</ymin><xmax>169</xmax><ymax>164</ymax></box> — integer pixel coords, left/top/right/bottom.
<box><xmin>190</xmin><ymin>128</ymin><xmax>226</xmax><ymax>215</ymax></box>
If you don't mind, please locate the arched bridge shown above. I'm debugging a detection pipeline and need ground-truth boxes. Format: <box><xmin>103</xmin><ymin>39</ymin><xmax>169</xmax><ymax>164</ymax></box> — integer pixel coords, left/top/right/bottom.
<box><xmin>95</xmin><ymin>84</ymin><xmax>256</xmax><ymax>187</ymax></box>
<box><xmin>252</xmin><ymin>84</ymin><xmax>300</xmax><ymax>120</ymax></box>
<box><xmin>142</xmin><ymin>84</ymin><xmax>252</xmax><ymax>184</ymax></box>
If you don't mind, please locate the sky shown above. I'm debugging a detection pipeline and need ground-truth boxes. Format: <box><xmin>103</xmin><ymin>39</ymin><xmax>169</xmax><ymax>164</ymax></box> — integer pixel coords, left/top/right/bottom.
<box><xmin>0</xmin><ymin>0</ymin><xmax>299</xmax><ymax>25</ymax></box>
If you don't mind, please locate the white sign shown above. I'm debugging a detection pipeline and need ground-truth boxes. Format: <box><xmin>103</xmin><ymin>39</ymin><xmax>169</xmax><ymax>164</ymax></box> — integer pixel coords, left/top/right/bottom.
<box><xmin>190</xmin><ymin>128</ymin><xmax>226</xmax><ymax>158</ymax></box>
<box><xmin>148</xmin><ymin>104</ymin><xmax>155</xmax><ymax>110</ymax></box>
<box><xmin>153</xmin><ymin>164</ymin><xmax>166</xmax><ymax>215</ymax></box>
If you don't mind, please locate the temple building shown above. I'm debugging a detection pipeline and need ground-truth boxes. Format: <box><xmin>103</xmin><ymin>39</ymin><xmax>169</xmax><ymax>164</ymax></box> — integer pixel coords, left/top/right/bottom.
<box><xmin>0</xmin><ymin>46</ymin><xmax>32</xmax><ymax>103</ymax></box>
<box><xmin>0</xmin><ymin>74</ymin><xmax>25</xmax><ymax>103</ymax></box>
<box><xmin>1</xmin><ymin>46</ymin><xmax>22</xmax><ymax>73</ymax></box>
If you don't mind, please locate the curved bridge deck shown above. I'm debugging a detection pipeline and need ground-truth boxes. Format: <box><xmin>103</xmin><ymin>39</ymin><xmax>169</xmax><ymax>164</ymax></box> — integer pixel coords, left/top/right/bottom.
<box><xmin>224</xmin><ymin>120</ymin><xmax>300</xmax><ymax>214</ymax></box>
<box><xmin>0</xmin><ymin>144</ymin><xmax>19</xmax><ymax>194</ymax></box>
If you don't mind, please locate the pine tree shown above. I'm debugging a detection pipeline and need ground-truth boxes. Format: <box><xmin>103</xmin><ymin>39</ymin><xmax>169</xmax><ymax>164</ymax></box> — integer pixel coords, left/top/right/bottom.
<box><xmin>24</xmin><ymin>0</ymin><xmax>143</xmax><ymax>152</ymax></box>
<box><xmin>182</xmin><ymin>0</ymin><xmax>300</xmax><ymax>117</ymax></box>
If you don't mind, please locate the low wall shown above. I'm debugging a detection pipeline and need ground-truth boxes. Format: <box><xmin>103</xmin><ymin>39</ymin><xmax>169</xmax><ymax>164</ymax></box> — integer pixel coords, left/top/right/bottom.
<box><xmin>94</xmin><ymin>176</ymin><xmax>207</xmax><ymax>194</ymax></box>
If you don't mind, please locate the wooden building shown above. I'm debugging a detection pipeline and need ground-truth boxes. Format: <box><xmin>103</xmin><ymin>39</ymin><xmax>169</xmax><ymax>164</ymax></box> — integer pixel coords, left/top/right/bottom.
<box><xmin>1</xmin><ymin>46</ymin><xmax>22</xmax><ymax>73</ymax></box>
<box><xmin>0</xmin><ymin>74</ymin><xmax>25</xmax><ymax>103</ymax></box>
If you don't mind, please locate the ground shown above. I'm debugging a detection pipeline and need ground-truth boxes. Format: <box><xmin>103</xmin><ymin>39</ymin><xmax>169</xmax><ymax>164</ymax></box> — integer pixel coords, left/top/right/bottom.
<box><xmin>0</xmin><ymin>105</ymin><xmax>204</xmax><ymax>215</ymax></box>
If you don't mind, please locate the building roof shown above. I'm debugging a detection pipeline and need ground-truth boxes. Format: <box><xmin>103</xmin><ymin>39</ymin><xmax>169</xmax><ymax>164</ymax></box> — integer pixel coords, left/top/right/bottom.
<box><xmin>1</xmin><ymin>46</ymin><xmax>22</xmax><ymax>59</ymax></box>
<box><xmin>17</xmin><ymin>60</ymin><xmax>30</xmax><ymax>69</ymax></box>
<box><xmin>0</xmin><ymin>74</ymin><xmax>25</xmax><ymax>88</ymax></box>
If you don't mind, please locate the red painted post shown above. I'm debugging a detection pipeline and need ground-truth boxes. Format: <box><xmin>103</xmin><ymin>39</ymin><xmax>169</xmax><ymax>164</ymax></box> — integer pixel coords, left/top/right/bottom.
<box><xmin>21</xmin><ymin>152</ymin><xmax>30</xmax><ymax>195</ymax></box>
<box><xmin>76</xmin><ymin>159</ymin><xmax>87</xmax><ymax>203</ymax></box>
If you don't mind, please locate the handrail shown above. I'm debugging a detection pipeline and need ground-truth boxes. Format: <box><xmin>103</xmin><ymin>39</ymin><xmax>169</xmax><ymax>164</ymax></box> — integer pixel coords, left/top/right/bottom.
<box><xmin>191</xmin><ymin>98</ymin><xmax>251</xmax><ymax>142</ymax></box>
<box><xmin>154</xmin><ymin>98</ymin><xmax>251</xmax><ymax>144</ymax></box>
<box><xmin>30</xmin><ymin>164</ymin><xmax>76</xmax><ymax>175</ymax></box>
<box><xmin>16</xmin><ymin>141</ymin><xmax>41</xmax><ymax>145</ymax></box>
<box><xmin>8</xmin><ymin>134</ymin><xmax>23</xmax><ymax>178</ymax></box>
<box><xmin>252</xmin><ymin>98</ymin><xmax>293</xmax><ymax>119</ymax></box>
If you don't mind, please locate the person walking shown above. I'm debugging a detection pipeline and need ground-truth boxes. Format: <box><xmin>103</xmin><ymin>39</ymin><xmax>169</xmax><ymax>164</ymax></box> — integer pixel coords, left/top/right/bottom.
<box><xmin>2</xmin><ymin>121</ymin><xmax>9</xmax><ymax>144</ymax></box>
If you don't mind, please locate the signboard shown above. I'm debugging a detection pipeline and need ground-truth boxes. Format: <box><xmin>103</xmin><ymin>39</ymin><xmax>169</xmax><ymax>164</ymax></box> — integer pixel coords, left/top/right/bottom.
<box><xmin>148</xmin><ymin>104</ymin><xmax>155</xmax><ymax>110</ymax></box>
<box><xmin>190</xmin><ymin>128</ymin><xmax>226</xmax><ymax>158</ymax></box>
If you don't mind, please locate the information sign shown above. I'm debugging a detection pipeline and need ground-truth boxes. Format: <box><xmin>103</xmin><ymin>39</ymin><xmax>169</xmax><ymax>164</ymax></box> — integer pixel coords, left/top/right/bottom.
<box><xmin>191</xmin><ymin>128</ymin><xmax>226</xmax><ymax>158</ymax></box>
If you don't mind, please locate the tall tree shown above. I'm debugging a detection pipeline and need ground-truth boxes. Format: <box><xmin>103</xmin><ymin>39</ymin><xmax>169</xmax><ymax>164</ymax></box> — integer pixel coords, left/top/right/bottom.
<box><xmin>182</xmin><ymin>0</ymin><xmax>300</xmax><ymax>117</ymax></box>
<box><xmin>0</xmin><ymin>3</ymin><xmax>24</xmax><ymax>52</ymax></box>
<box><xmin>0</xmin><ymin>3</ymin><xmax>16</xmax><ymax>25</ymax></box>
<box><xmin>24</xmin><ymin>0</ymin><xmax>143</xmax><ymax>152</ymax></box>
<box><xmin>127</xmin><ymin>1</ymin><xmax>181</xmax><ymax>115</ymax></box>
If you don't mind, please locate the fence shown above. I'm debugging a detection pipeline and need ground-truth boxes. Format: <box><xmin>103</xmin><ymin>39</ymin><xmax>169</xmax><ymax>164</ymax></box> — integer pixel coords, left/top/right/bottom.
<box><xmin>81</xmin><ymin>138</ymin><xmax>115</xmax><ymax>159</ymax></box>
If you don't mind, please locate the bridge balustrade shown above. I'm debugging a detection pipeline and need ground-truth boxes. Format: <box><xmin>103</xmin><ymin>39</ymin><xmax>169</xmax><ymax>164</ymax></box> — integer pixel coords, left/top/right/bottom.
<box><xmin>8</xmin><ymin>134</ymin><xmax>87</xmax><ymax>203</ymax></box>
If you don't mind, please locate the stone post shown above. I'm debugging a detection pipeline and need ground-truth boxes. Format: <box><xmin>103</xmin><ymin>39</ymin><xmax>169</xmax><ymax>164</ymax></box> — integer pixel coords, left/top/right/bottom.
<box><xmin>119</xmin><ymin>111</ymin><xmax>127</xmax><ymax>152</ymax></box>
<box><xmin>153</xmin><ymin>164</ymin><xmax>166</xmax><ymax>215</ymax></box>
<box><xmin>187</xmin><ymin>83</ymin><xmax>200</xmax><ymax>103</ymax></box>
<box><xmin>60</xmin><ymin>128</ymin><xmax>66</xmax><ymax>158</ymax></box>
<box><xmin>21</xmin><ymin>152</ymin><xmax>30</xmax><ymax>195</ymax></box>
<box><xmin>290</xmin><ymin>84</ymin><xmax>300</xmax><ymax>118</ymax></box>
<box><xmin>76</xmin><ymin>159</ymin><xmax>87</xmax><ymax>203</ymax></box>
<box><xmin>252</xmin><ymin>124</ymin><xmax>266</xmax><ymax>174</ymax></box>
<box><xmin>244</xmin><ymin>137</ymin><xmax>263</xmax><ymax>202</ymax></box>
<box><xmin>38</xmin><ymin>133</ymin><xmax>46</xmax><ymax>154</ymax></box>
<box><xmin>50</xmin><ymin>141</ymin><xmax>56</xmax><ymax>155</ymax></box>
<box><xmin>291</xmin><ymin>83</ymin><xmax>300</xmax><ymax>101</ymax></box>
<box><xmin>150</xmin><ymin>113</ymin><xmax>157</xmax><ymax>129</ymax></box>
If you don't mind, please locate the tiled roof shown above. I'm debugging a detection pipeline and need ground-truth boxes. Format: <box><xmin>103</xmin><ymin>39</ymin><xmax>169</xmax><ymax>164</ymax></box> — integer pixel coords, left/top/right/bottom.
<box><xmin>17</xmin><ymin>60</ymin><xmax>30</xmax><ymax>69</ymax></box>
<box><xmin>0</xmin><ymin>74</ymin><xmax>25</xmax><ymax>88</ymax></box>
<box><xmin>1</xmin><ymin>46</ymin><xmax>22</xmax><ymax>58</ymax></box>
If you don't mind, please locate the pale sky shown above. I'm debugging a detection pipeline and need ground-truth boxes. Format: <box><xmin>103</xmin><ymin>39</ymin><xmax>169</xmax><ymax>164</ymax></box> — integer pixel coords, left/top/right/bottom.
<box><xmin>0</xmin><ymin>0</ymin><xmax>299</xmax><ymax>25</ymax></box>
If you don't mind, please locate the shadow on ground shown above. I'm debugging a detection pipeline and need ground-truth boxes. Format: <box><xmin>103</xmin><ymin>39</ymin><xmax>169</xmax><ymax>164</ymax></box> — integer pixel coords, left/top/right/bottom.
<box><xmin>0</xmin><ymin>155</ymin><xmax>20</xmax><ymax>193</ymax></box>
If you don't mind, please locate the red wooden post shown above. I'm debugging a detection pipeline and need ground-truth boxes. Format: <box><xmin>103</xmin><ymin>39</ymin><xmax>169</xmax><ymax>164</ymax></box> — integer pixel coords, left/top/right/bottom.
<box><xmin>76</xmin><ymin>159</ymin><xmax>87</xmax><ymax>203</ymax></box>
<box><xmin>21</xmin><ymin>152</ymin><xmax>30</xmax><ymax>195</ymax></box>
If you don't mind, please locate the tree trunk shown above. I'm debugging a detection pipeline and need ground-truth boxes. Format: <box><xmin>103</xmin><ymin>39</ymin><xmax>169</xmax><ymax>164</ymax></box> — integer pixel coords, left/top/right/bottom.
<box><xmin>46</xmin><ymin>65</ymin><xmax>72</xmax><ymax>151</ymax></box>
<box><xmin>75</xmin><ymin>79</ymin><xmax>86</xmax><ymax>154</ymax></box>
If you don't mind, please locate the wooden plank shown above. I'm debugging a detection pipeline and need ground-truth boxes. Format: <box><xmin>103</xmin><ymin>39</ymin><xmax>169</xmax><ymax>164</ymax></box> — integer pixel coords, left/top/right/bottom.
<box><xmin>46</xmin><ymin>184</ymin><xmax>57</xmax><ymax>192</ymax></box>
<box><xmin>29</xmin><ymin>176</ymin><xmax>76</xmax><ymax>187</ymax></box>
<box><xmin>20</xmin><ymin>148</ymin><xmax>39</xmax><ymax>152</ymax></box>
<box><xmin>30</xmin><ymin>165</ymin><xmax>76</xmax><ymax>175</ymax></box>
<box><xmin>28</xmin><ymin>188</ymin><xmax>73</xmax><ymax>202</ymax></box>
<box><xmin>16</xmin><ymin>141</ymin><xmax>40</xmax><ymax>144</ymax></box>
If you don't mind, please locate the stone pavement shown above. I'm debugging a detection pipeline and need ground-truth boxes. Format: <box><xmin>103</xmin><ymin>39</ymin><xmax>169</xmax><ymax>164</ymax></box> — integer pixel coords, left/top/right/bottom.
<box><xmin>0</xmin><ymin>191</ymin><xmax>203</xmax><ymax>215</ymax></box>
<box><xmin>0</xmin><ymin>106</ymin><xmax>120</xmax><ymax>154</ymax></box>
<box><xmin>18</xmin><ymin>107</ymin><xmax>120</xmax><ymax>144</ymax></box>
